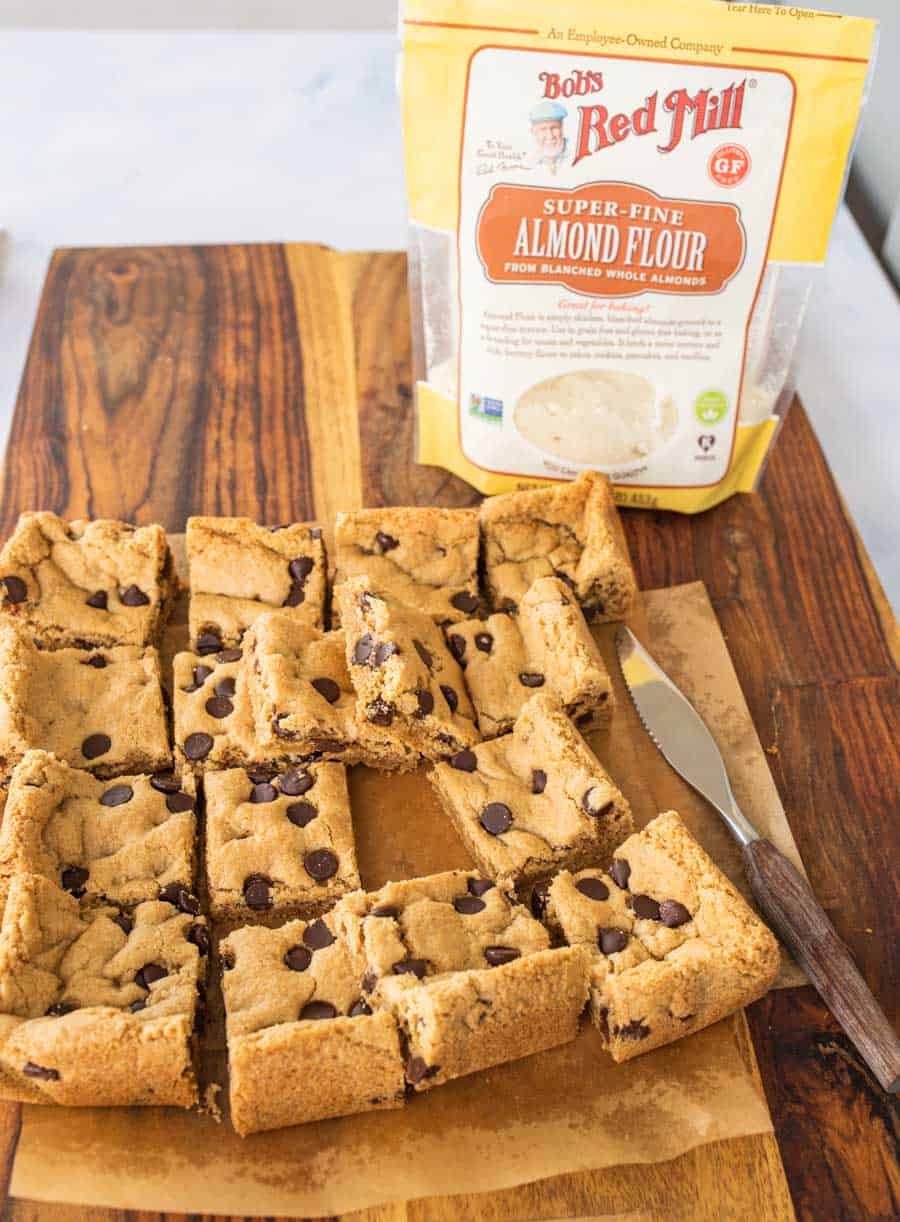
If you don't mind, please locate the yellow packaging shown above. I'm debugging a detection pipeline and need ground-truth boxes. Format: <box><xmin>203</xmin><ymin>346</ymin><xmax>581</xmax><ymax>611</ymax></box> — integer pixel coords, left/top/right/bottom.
<box><xmin>400</xmin><ymin>1</ymin><xmax>877</xmax><ymax>511</ymax></box>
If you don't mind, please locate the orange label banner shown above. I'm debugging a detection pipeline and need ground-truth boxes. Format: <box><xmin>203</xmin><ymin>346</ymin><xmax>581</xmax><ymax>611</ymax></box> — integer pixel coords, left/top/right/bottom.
<box><xmin>476</xmin><ymin>182</ymin><xmax>746</xmax><ymax>298</ymax></box>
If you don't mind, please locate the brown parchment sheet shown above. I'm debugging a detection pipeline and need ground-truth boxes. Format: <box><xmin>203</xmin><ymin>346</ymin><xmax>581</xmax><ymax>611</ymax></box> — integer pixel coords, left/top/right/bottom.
<box><xmin>9</xmin><ymin>573</ymin><xmax>806</xmax><ymax>1216</ymax></box>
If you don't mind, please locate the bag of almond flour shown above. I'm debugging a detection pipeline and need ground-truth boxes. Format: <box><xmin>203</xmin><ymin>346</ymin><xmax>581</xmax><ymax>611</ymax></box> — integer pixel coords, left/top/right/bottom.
<box><xmin>400</xmin><ymin>0</ymin><xmax>877</xmax><ymax>511</ymax></box>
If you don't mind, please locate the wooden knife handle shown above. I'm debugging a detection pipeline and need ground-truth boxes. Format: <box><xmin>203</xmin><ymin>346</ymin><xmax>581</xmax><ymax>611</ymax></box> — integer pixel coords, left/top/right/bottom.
<box><xmin>742</xmin><ymin>837</ymin><xmax>900</xmax><ymax>1094</ymax></box>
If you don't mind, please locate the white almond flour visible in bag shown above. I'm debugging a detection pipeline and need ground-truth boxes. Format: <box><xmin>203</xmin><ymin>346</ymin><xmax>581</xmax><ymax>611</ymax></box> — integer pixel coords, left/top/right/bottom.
<box><xmin>401</xmin><ymin>0</ymin><xmax>877</xmax><ymax>512</ymax></box>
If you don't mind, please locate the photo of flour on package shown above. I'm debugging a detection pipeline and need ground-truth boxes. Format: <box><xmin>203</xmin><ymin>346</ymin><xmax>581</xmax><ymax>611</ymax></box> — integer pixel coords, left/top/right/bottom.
<box><xmin>401</xmin><ymin>0</ymin><xmax>877</xmax><ymax>512</ymax></box>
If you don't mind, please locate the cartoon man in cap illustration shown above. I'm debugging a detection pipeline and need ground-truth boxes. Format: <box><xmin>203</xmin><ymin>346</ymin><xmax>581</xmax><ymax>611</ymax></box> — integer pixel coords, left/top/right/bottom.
<box><xmin>529</xmin><ymin>99</ymin><xmax>568</xmax><ymax>174</ymax></box>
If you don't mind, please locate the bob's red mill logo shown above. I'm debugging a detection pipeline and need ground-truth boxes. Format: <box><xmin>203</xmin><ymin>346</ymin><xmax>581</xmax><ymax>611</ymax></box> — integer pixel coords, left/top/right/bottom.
<box><xmin>537</xmin><ymin>68</ymin><xmax>747</xmax><ymax>160</ymax></box>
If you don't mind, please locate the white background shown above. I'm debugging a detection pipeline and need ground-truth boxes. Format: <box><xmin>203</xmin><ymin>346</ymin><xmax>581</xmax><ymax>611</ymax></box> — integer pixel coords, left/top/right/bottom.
<box><xmin>0</xmin><ymin>25</ymin><xmax>897</xmax><ymax>607</ymax></box>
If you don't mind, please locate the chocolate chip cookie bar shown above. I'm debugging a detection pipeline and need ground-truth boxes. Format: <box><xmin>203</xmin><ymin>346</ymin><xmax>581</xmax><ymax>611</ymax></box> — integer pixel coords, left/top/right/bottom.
<box><xmin>221</xmin><ymin>913</ymin><xmax>405</xmax><ymax>1134</ymax></box>
<box><xmin>244</xmin><ymin>612</ymin><xmax>418</xmax><ymax>771</ymax></box>
<box><xmin>0</xmin><ymin>623</ymin><xmax>171</xmax><ymax>781</ymax></box>
<box><xmin>205</xmin><ymin>763</ymin><xmax>360</xmax><ymax>923</ymax></box>
<box><xmin>186</xmin><ymin>516</ymin><xmax>326</xmax><ymax>652</ymax></box>
<box><xmin>480</xmin><ymin>471</ymin><xmax>637</xmax><ymax>622</ymax></box>
<box><xmin>173</xmin><ymin>645</ymin><xmax>262</xmax><ymax>774</ymax></box>
<box><xmin>446</xmin><ymin>576</ymin><xmax>614</xmax><ymax>737</ymax></box>
<box><xmin>0</xmin><ymin>512</ymin><xmax>176</xmax><ymax>649</ymax></box>
<box><xmin>333</xmin><ymin>869</ymin><xmax>589</xmax><ymax>1091</ymax></box>
<box><xmin>339</xmin><ymin>577</ymin><xmax>479</xmax><ymax>761</ymax></box>
<box><xmin>429</xmin><ymin>694</ymin><xmax>631</xmax><ymax>890</ymax></box>
<box><xmin>333</xmin><ymin>506</ymin><xmax>481</xmax><ymax>625</ymax></box>
<box><xmin>0</xmin><ymin>751</ymin><xmax>196</xmax><ymax>909</ymax></box>
<box><xmin>539</xmin><ymin>811</ymin><xmax>780</xmax><ymax>1062</ymax></box>
<box><xmin>0</xmin><ymin>873</ymin><xmax>208</xmax><ymax>1107</ymax></box>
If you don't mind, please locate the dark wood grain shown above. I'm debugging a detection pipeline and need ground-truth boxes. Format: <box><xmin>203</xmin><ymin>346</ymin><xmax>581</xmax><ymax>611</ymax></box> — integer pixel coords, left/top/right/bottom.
<box><xmin>0</xmin><ymin>243</ymin><xmax>897</xmax><ymax>1221</ymax></box>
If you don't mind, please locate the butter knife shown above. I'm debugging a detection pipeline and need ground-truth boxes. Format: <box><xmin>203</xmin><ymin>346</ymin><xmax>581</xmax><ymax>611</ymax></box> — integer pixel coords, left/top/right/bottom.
<box><xmin>616</xmin><ymin>624</ymin><xmax>900</xmax><ymax>1094</ymax></box>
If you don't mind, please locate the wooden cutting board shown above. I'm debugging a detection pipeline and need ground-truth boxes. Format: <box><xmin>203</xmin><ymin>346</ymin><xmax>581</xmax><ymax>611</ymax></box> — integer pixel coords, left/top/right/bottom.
<box><xmin>0</xmin><ymin>243</ymin><xmax>896</xmax><ymax>1221</ymax></box>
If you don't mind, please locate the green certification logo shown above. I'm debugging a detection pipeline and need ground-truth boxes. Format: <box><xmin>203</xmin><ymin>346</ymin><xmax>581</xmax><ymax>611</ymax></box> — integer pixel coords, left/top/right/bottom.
<box><xmin>694</xmin><ymin>390</ymin><xmax>729</xmax><ymax>425</ymax></box>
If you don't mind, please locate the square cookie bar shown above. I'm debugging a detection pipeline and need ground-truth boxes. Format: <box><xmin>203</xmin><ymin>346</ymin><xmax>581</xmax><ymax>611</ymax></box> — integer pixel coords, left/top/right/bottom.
<box><xmin>480</xmin><ymin>471</ymin><xmax>637</xmax><ymax>622</ymax></box>
<box><xmin>186</xmin><ymin>516</ymin><xmax>326</xmax><ymax>652</ymax></box>
<box><xmin>0</xmin><ymin>873</ymin><xmax>208</xmax><ymax>1107</ymax></box>
<box><xmin>0</xmin><ymin>623</ymin><xmax>171</xmax><ymax>780</ymax></box>
<box><xmin>0</xmin><ymin>511</ymin><xmax>176</xmax><ymax>649</ymax></box>
<box><xmin>244</xmin><ymin>612</ymin><xmax>418</xmax><ymax>771</ymax></box>
<box><xmin>540</xmin><ymin>811</ymin><xmax>780</xmax><ymax>1062</ymax></box>
<box><xmin>429</xmin><ymin>694</ymin><xmax>632</xmax><ymax>890</ymax></box>
<box><xmin>333</xmin><ymin>870</ymin><xmax>588</xmax><ymax>1091</ymax></box>
<box><xmin>446</xmin><ymin>576</ymin><xmax>614</xmax><ymax>737</ymax></box>
<box><xmin>339</xmin><ymin>577</ymin><xmax>479</xmax><ymax>761</ymax></box>
<box><xmin>0</xmin><ymin>750</ymin><xmax>196</xmax><ymax>910</ymax></box>
<box><xmin>221</xmin><ymin>912</ymin><xmax>405</xmax><ymax>1134</ymax></box>
<box><xmin>205</xmin><ymin>763</ymin><xmax>360</xmax><ymax>922</ymax></box>
<box><xmin>333</xmin><ymin>506</ymin><xmax>481</xmax><ymax>625</ymax></box>
<box><xmin>173</xmin><ymin>645</ymin><xmax>262</xmax><ymax>774</ymax></box>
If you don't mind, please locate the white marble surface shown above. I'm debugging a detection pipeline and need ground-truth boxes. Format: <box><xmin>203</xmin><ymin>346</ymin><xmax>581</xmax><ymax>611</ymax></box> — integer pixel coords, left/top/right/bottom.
<box><xmin>0</xmin><ymin>30</ymin><xmax>897</xmax><ymax>607</ymax></box>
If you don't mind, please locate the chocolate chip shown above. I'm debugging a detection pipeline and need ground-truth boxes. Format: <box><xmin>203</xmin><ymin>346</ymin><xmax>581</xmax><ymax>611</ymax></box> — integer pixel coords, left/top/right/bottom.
<box><xmin>187</xmin><ymin>924</ymin><xmax>209</xmax><ymax>955</ymax></box>
<box><xmin>618</xmin><ymin>1019</ymin><xmax>650</xmax><ymax>1040</ymax></box>
<box><xmin>576</xmin><ymin>877</ymin><xmax>610</xmax><ymax>902</ymax></box>
<box><xmin>304</xmin><ymin>849</ymin><xmax>339</xmax><ymax>881</ymax></box>
<box><xmin>86</xmin><ymin>590</ymin><xmax>108</xmax><ymax>610</ymax></box>
<box><xmin>451</xmin><ymin>591</ymin><xmax>479</xmax><ymax>613</ymax></box>
<box><xmin>309</xmin><ymin>738</ymin><xmax>345</xmax><ymax>754</ymax></box>
<box><xmin>353</xmin><ymin>634</ymin><xmax>374</xmax><ymax>665</ymax></box>
<box><xmin>100</xmin><ymin>783</ymin><xmax>133</xmax><ymax>807</ymax></box>
<box><xmin>183</xmin><ymin>732</ymin><xmax>213</xmax><ymax>761</ymax></box>
<box><xmin>610</xmin><ymin>859</ymin><xmax>631</xmax><ymax>890</ymax></box>
<box><xmin>113</xmin><ymin>912</ymin><xmax>133</xmax><ymax>935</ymax></box>
<box><xmin>61</xmin><ymin>865</ymin><xmax>88</xmax><ymax>896</ymax></box>
<box><xmin>250</xmin><ymin>782</ymin><xmax>278</xmax><ymax>804</ymax></box>
<box><xmin>300</xmin><ymin>1001</ymin><xmax>338</xmax><ymax>1020</ymax></box>
<box><xmin>196</xmin><ymin>630</ymin><xmax>223</xmax><ymax>655</ymax></box>
<box><xmin>243</xmin><ymin>875</ymin><xmax>273</xmax><ymax>909</ymax></box>
<box><xmin>415</xmin><ymin>689</ymin><xmax>434</xmax><ymax>717</ymax></box>
<box><xmin>519</xmin><ymin>672</ymin><xmax>545</xmax><ymax>688</ymax></box>
<box><xmin>447</xmin><ymin>633</ymin><xmax>466</xmax><ymax>662</ymax></box>
<box><xmin>660</xmin><ymin>899</ymin><xmax>691</xmax><ymax>928</ymax></box>
<box><xmin>440</xmin><ymin>684</ymin><xmax>459</xmax><ymax>713</ymax></box>
<box><xmin>599</xmin><ymin>928</ymin><xmax>628</xmax><ymax>955</ymax></box>
<box><xmin>406</xmin><ymin>1055</ymin><xmax>431</xmax><ymax>1084</ymax></box>
<box><xmin>283</xmin><ymin>583</ymin><xmax>305</xmax><ymax>607</ymax></box>
<box><xmin>158</xmin><ymin>884</ymin><xmax>200</xmax><ymax>915</ymax></box>
<box><xmin>484</xmin><ymin>946</ymin><xmax>520</xmax><ymax>966</ymax></box>
<box><xmin>182</xmin><ymin>664</ymin><xmax>213</xmax><ymax>693</ymax></box>
<box><xmin>303</xmin><ymin>919</ymin><xmax>336</xmax><ymax>949</ymax></box>
<box><xmin>81</xmin><ymin>733</ymin><xmax>111</xmax><ymax>760</ymax></box>
<box><xmin>216</xmin><ymin>648</ymin><xmax>242</xmax><ymax>663</ymax></box>
<box><xmin>135</xmin><ymin>963</ymin><xmax>167</xmax><ymax>990</ymax></box>
<box><xmin>150</xmin><ymin>772</ymin><xmax>180</xmax><ymax>794</ymax></box>
<box><xmin>23</xmin><ymin>1062</ymin><xmax>59</xmax><ymax>1081</ymax></box>
<box><xmin>215</xmin><ymin>676</ymin><xmax>236</xmax><ymax>698</ymax></box>
<box><xmin>474</xmin><ymin>632</ymin><xmax>493</xmax><ymax>653</ymax></box>
<box><xmin>1</xmin><ymin>576</ymin><xmax>27</xmax><ymax>603</ymax></box>
<box><xmin>361</xmin><ymin>969</ymin><xmax>378</xmax><ymax>993</ymax></box>
<box><xmin>280</xmin><ymin>768</ymin><xmax>314</xmax><ymax>796</ymax></box>
<box><xmin>450</xmin><ymin>748</ymin><xmax>477</xmax><ymax>772</ymax></box>
<box><xmin>375</xmin><ymin>531</ymin><xmax>399</xmax><ymax>552</ymax></box>
<box><xmin>453</xmin><ymin>895</ymin><xmax>485</xmax><ymax>915</ymax></box>
<box><xmin>82</xmin><ymin>654</ymin><xmax>107</xmax><ymax>668</ymax></box>
<box><xmin>312</xmin><ymin>677</ymin><xmax>340</xmax><ymax>704</ymax></box>
<box><xmin>246</xmin><ymin>766</ymin><xmax>274</xmax><ymax>783</ymax></box>
<box><xmin>284</xmin><ymin>945</ymin><xmax>312</xmax><ymax>972</ymax></box>
<box><xmin>531</xmin><ymin>769</ymin><xmax>547</xmax><ymax>794</ymax></box>
<box><xmin>220</xmin><ymin>949</ymin><xmax>235</xmax><ymax>971</ymax></box>
<box><xmin>120</xmin><ymin>585</ymin><xmax>150</xmax><ymax>607</ymax></box>
<box><xmin>413</xmin><ymin>639</ymin><xmax>433</xmax><ymax>669</ymax></box>
<box><xmin>468</xmin><ymin>877</ymin><xmax>494</xmax><ymax>897</ymax></box>
<box><xmin>371</xmin><ymin>905</ymin><xmax>398</xmax><ymax>918</ymax></box>
<box><xmin>530</xmin><ymin>883</ymin><xmax>550</xmax><ymax>919</ymax></box>
<box><xmin>392</xmin><ymin>957</ymin><xmax>427</xmax><ymax>978</ymax></box>
<box><xmin>366</xmin><ymin>699</ymin><xmax>395</xmax><ymax>726</ymax></box>
<box><xmin>630</xmin><ymin>894</ymin><xmax>661</xmax><ymax>920</ymax></box>
<box><xmin>582</xmin><ymin>788</ymin><xmax>614</xmax><ymax>818</ymax></box>
<box><xmin>205</xmin><ymin>695</ymin><xmax>234</xmax><ymax>719</ymax></box>
<box><xmin>46</xmin><ymin>1002</ymin><xmax>76</xmax><ymax>1017</ymax></box>
<box><xmin>480</xmin><ymin>803</ymin><xmax>512</xmax><ymax>835</ymax></box>
<box><xmin>289</xmin><ymin>556</ymin><xmax>314</xmax><ymax>583</ymax></box>
<box><xmin>286</xmin><ymin>801</ymin><xmax>317</xmax><ymax>827</ymax></box>
<box><xmin>349</xmin><ymin>998</ymin><xmax>372</xmax><ymax>1017</ymax></box>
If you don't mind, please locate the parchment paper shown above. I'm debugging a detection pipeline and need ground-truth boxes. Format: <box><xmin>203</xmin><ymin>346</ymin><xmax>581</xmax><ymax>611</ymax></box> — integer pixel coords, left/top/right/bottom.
<box><xmin>9</xmin><ymin>575</ymin><xmax>805</xmax><ymax>1215</ymax></box>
